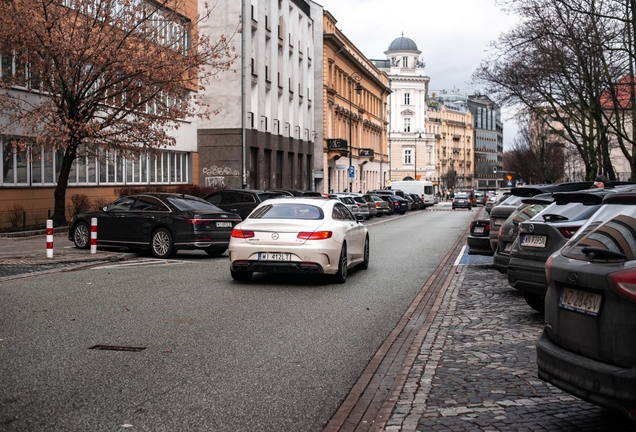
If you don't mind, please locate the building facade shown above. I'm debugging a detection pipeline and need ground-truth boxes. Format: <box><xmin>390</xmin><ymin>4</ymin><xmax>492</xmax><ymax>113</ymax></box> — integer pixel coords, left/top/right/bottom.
<box><xmin>197</xmin><ymin>0</ymin><xmax>317</xmax><ymax>191</ymax></box>
<box><xmin>373</xmin><ymin>36</ymin><xmax>435</xmax><ymax>185</ymax></box>
<box><xmin>426</xmin><ymin>92</ymin><xmax>474</xmax><ymax>193</ymax></box>
<box><xmin>468</xmin><ymin>93</ymin><xmax>503</xmax><ymax>190</ymax></box>
<box><xmin>321</xmin><ymin>12</ymin><xmax>390</xmax><ymax>193</ymax></box>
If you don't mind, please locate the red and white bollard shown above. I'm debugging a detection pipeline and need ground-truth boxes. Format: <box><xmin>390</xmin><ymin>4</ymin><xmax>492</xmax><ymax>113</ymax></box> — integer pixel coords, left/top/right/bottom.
<box><xmin>90</xmin><ymin>218</ymin><xmax>97</xmax><ymax>254</ymax></box>
<box><xmin>46</xmin><ymin>219</ymin><xmax>54</xmax><ymax>259</ymax></box>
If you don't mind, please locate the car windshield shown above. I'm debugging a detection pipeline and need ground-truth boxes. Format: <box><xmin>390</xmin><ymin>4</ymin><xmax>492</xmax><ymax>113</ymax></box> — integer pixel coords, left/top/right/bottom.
<box><xmin>166</xmin><ymin>196</ymin><xmax>222</xmax><ymax>211</ymax></box>
<box><xmin>249</xmin><ymin>204</ymin><xmax>324</xmax><ymax>220</ymax></box>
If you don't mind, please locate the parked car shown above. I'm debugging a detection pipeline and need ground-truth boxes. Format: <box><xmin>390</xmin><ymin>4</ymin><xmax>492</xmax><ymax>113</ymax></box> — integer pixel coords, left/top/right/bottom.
<box><xmin>351</xmin><ymin>195</ymin><xmax>374</xmax><ymax>219</ymax></box>
<box><xmin>474</xmin><ymin>191</ymin><xmax>487</xmax><ymax>206</ymax></box>
<box><xmin>492</xmin><ymin>194</ymin><xmax>554</xmax><ymax>274</ymax></box>
<box><xmin>467</xmin><ymin>219</ymin><xmax>492</xmax><ymax>255</ymax></box>
<box><xmin>228</xmin><ymin>198</ymin><xmax>368</xmax><ymax>283</ymax></box>
<box><xmin>363</xmin><ymin>194</ymin><xmax>390</xmax><ymax>217</ymax></box>
<box><xmin>452</xmin><ymin>192</ymin><xmax>472</xmax><ymax>210</ymax></box>
<box><xmin>536</xmin><ymin>192</ymin><xmax>636</xmax><ymax>421</ymax></box>
<box><xmin>402</xmin><ymin>194</ymin><xmax>414</xmax><ymax>211</ymax></box>
<box><xmin>330</xmin><ymin>194</ymin><xmax>367</xmax><ymax>219</ymax></box>
<box><xmin>507</xmin><ymin>189</ymin><xmax>622</xmax><ymax>311</ymax></box>
<box><xmin>69</xmin><ymin>193</ymin><xmax>242</xmax><ymax>258</ymax></box>
<box><xmin>378</xmin><ymin>194</ymin><xmax>408</xmax><ymax>214</ymax></box>
<box><xmin>267</xmin><ymin>188</ymin><xmax>323</xmax><ymax>197</ymax></box>
<box><xmin>409</xmin><ymin>194</ymin><xmax>425</xmax><ymax>210</ymax></box>
<box><xmin>204</xmin><ymin>189</ymin><xmax>286</xmax><ymax>220</ymax></box>
<box><xmin>486</xmin><ymin>191</ymin><xmax>510</xmax><ymax>214</ymax></box>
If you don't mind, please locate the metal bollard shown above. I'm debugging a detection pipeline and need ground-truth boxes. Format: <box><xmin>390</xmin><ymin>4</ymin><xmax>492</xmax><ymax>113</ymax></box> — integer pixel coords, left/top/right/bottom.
<box><xmin>90</xmin><ymin>218</ymin><xmax>97</xmax><ymax>254</ymax></box>
<box><xmin>46</xmin><ymin>220</ymin><xmax>54</xmax><ymax>258</ymax></box>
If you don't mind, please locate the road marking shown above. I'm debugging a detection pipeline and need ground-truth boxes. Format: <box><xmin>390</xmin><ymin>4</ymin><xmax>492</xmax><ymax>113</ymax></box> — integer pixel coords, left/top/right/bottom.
<box><xmin>90</xmin><ymin>258</ymin><xmax>191</xmax><ymax>270</ymax></box>
<box><xmin>454</xmin><ymin>245</ymin><xmax>468</xmax><ymax>266</ymax></box>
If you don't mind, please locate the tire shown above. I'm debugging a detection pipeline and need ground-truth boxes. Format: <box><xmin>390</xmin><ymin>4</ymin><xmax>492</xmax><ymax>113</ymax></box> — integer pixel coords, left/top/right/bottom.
<box><xmin>205</xmin><ymin>247</ymin><xmax>226</xmax><ymax>257</ymax></box>
<box><xmin>356</xmin><ymin>236</ymin><xmax>370</xmax><ymax>270</ymax></box>
<box><xmin>73</xmin><ymin>222</ymin><xmax>90</xmax><ymax>249</ymax></box>
<box><xmin>376</xmin><ymin>212</ymin><xmax>383</xmax><ymax>217</ymax></box>
<box><xmin>231</xmin><ymin>269</ymin><xmax>253</xmax><ymax>281</ymax></box>
<box><xmin>524</xmin><ymin>292</ymin><xmax>545</xmax><ymax>312</ymax></box>
<box><xmin>151</xmin><ymin>228</ymin><xmax>176</xmax><ymax>258</ymax></box>
<box><xmin>333</xmin><ymin>244</ymin><xmax>348</xmax><ymax>284</ymax></box>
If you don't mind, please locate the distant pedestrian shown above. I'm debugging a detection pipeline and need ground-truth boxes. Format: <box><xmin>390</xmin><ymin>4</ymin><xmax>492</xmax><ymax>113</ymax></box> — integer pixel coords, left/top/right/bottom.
<box><xmin>591</xmin><ymin>174</ymin><xmax>612</xmax><ymax>189</ymax></box>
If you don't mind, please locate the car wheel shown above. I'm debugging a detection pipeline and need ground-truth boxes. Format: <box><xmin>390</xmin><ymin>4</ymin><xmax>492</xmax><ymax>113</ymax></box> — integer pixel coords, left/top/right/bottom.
<box><xmin>151</xmin><ymin>228</ymin><xmax>176</xmax><ymax>258</ymax></box>
<box><xmin>205</xmin><ymin>247</ymin><xmax>226</xmax><ymax>257</ymax></box>
<box><xmin>356</xmin><ymin>236</ymin><xmax>370</xmax><ymax>270</ymax></box>
<box><xmin>376</xmin><ymin>212</ymin><xmax>383</xmax><ymax>217</ymax></box>
<box><xmin>333</xmin><ymin>244</ymin><xmax>348</xmax><ymax>284</ymax></box>
<box><xmin>231</xmin><ymin>269</ymin><xmax>253</xmax><ymax>281</ymax></box>
<box><xmin>524</xmin><ymin>292</ymin><xmax>545</xmax><ymax>312</ymax></box>
<box><xmin>73</xmin><ymin>222</ymin><xmax>90</xmax><ymax>249</ymax></box>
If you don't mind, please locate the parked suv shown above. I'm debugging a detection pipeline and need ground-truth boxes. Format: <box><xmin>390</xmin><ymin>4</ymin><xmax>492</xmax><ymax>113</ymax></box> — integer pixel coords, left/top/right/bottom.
<box><xmin>537</xmin><ymin>192</ymin><xmax>636</xmax><ymax>421</ymax></box>
<box><xmin>204</xmin><ymin>189</ymin><xmax>285</xmax><ymax>220</ymax></box>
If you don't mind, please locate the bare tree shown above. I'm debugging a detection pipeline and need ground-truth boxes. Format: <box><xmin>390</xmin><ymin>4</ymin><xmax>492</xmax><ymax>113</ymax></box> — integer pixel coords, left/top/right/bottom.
<box><xmin>0</xmin><ymin>0</ymin><xmax>238</xmax><ymax>225</ymax></box>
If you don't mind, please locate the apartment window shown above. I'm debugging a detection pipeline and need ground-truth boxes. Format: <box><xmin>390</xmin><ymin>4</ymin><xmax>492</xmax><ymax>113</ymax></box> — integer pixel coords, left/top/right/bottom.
<box><xmin>404</xmin><ymin>149</ymin><xmax>412</xmax><ymax>165</ymax></box>
<box><xmin>404</xmin><ymin>93</ymin><xmax>410</xmax><ymax>105</ymax></box>
<box><xmin>404</xmin><ymin>118</ymin><xmax>411</xmax><ymax>133</ymax></box>
<box><xmin>402</xmin><ymin>56</ymin><xmax>408</xmax><ymax>67</ymax></box>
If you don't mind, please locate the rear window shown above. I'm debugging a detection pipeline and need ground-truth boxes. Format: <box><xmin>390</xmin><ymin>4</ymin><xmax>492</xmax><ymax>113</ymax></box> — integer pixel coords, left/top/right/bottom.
<box><xmin>562</xmin><ymin>204</ymin><xmax>636</xmax><ymax>260</ymax></box>
<box><xmin>166</xmin><ymin>196</ymin><xmax>222</xmax><ymax>211</ymax></box>
<box><xmin>455</xmin><ymin>193</ymin><xmax>469</xmax><ymax>198</ymax></box>
<box><xmin>249</xmin><ymin>204</ymin><xmax>323</xmax><ymax>220</ymax></box>
<box><xmin>507</xmin><ymin>203</ymin><xmax>550</xmax><ymax>224</ymax></box>
<box><xmin>530</xmin><ymin>202</ymin><xmax>602</xmax><ymax>222</ymax></box>
<box><xmin>256</xmin><ymin>192</ymin><xmax>285</xmax><ymax>201</ymax></box>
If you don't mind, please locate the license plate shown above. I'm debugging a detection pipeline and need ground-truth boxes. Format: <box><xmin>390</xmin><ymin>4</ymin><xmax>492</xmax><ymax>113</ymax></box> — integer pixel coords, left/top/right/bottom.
<box><xmin>258</xmin><ymin>252</ymin><xmax>291</xmax><ymax>261</ymax></box>
<box><xmin>473</xmin><ymin>227</ymin><xmax>484</xmax><ymax>234</ymax></box>
<box><xmin>216</xmin><ymin>221</ymin><xmax>233</xmax><ymax>228</ymax></box>
<box><xmin>559</xmin><ymin>288</ymin><xmax>602</xmax><ymax>316</ymax></box>
<box><xmin>521</xmin><ymin>234</ymin><xmax>546</xmax><ymax>248</ymax></box>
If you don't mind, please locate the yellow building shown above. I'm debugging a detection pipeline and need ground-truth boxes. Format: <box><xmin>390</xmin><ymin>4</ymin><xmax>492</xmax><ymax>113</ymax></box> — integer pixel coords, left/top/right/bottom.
<box><xmin>427</xmin><ymin>94</ymin><xmax>474</xmax><ymax>193</ymax></box>
<box><xmin>321</xmin><ymin>12</ymin><xmax>390</xmax><ymax>193</ymax></box>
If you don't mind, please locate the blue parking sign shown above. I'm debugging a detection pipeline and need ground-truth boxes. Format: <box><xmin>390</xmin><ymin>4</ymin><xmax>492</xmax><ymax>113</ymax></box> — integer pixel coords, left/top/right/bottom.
<box><xmin>349</xmin><ymin>166</ymin><xmax>355</xmax><ymax>178</ymax></box>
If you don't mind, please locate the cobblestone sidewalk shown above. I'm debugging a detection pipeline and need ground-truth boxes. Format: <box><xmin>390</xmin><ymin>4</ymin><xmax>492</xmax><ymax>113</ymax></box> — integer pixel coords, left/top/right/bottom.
<box><xmin>386</xmin><ymin>263</ymin><xmax>634</xmax><ymax>431</ymax></box>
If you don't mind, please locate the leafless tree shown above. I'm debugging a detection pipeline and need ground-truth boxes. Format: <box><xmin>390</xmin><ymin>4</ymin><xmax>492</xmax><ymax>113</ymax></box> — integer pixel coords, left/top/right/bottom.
<box><xmin>0</xmin><ymin>0</ymin><xmax>238</xmax><ymax>225</ymax></box>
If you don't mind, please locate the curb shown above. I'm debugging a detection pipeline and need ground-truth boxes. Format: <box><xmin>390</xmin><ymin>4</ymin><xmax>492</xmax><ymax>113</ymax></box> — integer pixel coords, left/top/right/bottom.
<box><xmin>0</xmin><ymin>226</ymin><xmax>69</xmax><ymax>238</ymax></box>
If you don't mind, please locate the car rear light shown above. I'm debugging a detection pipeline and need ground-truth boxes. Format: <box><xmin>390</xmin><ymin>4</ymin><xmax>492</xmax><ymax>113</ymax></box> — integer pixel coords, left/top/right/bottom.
<box><xmin>484</xmin><ymin>224</ymin><xmax>490</xmax><ymax>233</ymax></box>
<box><xmin>356</xmin><ymin>203</ymin><xmax>362</xmax><ymax>207</ymax></box>
<box><xmin>375</xmin><ymin>202</ymin><xmax>380</xmax><ymax>208</ymax></box>
<box><xmin>498</xmin><ymin>226</ymin><xmax>503</xmax><ymax>238</ymax></box>
<box><xmin>608</xmin><ymin>268</ymin><xmax>636</xmax><ymax>303</ymax></box>
<box><xmin>557</xmin><ymin>225</ymin><xmax>582</xmax><ymax>239</ymax></box>
<box><xmin>231</xmin><ymin>229</ymin><xmax>255</xmax><ymax>238</ymax></box>
<box><xmin>186</xmin><ymin>218</ymin><xmax>206</xmax><ymax>225</ymax></box>
<box><xmin>297</xmin><ymin>231</ymin><xmax>333</xmax><ymax>240</ymax></box>
<box><xmin>545</xmin><ymin>254</ymin><xmax>554</xmax><ymax>284</ymax></box>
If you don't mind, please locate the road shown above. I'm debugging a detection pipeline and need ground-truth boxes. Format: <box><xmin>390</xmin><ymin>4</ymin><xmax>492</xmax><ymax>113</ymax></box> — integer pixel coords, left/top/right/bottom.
<box><xmin>0</xmin><ymin>209</ymin><xmax>475</xmax><ymax>431</ymax></box>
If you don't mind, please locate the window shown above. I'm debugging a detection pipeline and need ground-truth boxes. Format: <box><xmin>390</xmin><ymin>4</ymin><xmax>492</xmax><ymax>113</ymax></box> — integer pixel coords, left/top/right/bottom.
<box><xmin>404</xmin><ymin>93</ymin><xmax>410</xmax><ymax>105</ymax></box>
<box><xmin>404</xmin><ymin>118</ymin><xmax>411</xmax><ymax>133</ymax></box>
<box><xmin>402</xmin><ymin>56</ymin><xmax>408</xmax><ymax>67</ymax></box>
<box><xmin>404</xmin><ymin>149</ymin><xmax>412</xmax><ymax>164</ymax></box>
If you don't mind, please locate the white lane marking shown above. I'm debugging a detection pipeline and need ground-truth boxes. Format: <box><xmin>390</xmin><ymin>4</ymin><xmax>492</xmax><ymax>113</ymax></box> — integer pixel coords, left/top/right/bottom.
<box><xmin>91</xmin><ymin>258</ymin><xmax>191</xmax><ymax>270</ymax></box>
<box><xmin>454</xmin><ymin>245</ymin><xmax>467</xmax><ymax>266</ymax></box>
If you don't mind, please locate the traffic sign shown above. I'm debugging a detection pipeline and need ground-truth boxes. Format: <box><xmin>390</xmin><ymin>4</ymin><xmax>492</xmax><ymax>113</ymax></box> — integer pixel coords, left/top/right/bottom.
<box><xmin>349</xmin><ymin>166</ymin><xmax>355</xmax><ymax>178</ymax></box>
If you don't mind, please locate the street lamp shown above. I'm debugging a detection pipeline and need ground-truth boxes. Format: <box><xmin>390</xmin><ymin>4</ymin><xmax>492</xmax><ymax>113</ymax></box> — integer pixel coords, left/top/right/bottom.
<box><xmin>348</xmin><ymin>73</ymin><xmax>362</xmax><ymax>192</ymax></box>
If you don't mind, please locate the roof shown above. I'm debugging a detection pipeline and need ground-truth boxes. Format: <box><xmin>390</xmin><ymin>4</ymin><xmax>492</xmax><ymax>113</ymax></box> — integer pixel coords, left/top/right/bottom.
<box><xmin>387</xmin><ymin>35</ymin><xmax>418</xmax><ymax>52</ymax></box>
<box><xmin>600</xmin><ymin>75</ymin><xmax>636</xmax><ymax>109</ymax></box>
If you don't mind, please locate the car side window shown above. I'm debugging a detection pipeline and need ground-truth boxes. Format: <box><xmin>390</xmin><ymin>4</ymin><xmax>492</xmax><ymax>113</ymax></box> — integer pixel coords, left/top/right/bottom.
<box><xmin>241</xmin><ymin>194</ymin><xmax>256</xmax><ymax>203</ymax></box>
<box><xmin>133</xmin><ymin>196</ymin><xmax>169</xmax><ymax>212</ymax></box>
<box><xmin>107</xmin><ymin>196</ymin><xmax>136</xmax><ymax>211</ymax></box>
<box><xmin>206</xmin><ymin>193</ymin><xmax>223</xmax><ymax>206</ymax></box>
<box><xmin>333</xmin><ymin>203</ymin><xmax>354</xmax><ymax>221</ymax></box>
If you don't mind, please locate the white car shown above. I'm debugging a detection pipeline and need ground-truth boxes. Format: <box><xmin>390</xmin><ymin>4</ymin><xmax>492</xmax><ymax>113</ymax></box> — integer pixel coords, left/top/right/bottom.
<box><xmin>228</xmin><ymin>198</ymin><xmax>369</xmax><ymax>283</ymax></box>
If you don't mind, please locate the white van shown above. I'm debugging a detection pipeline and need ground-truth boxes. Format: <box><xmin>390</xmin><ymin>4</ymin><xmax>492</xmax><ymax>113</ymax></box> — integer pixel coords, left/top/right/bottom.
<box><xmin>387</xmin><ymin>180</ymin><xmax>435</xmax><ymax>208</ymax></box>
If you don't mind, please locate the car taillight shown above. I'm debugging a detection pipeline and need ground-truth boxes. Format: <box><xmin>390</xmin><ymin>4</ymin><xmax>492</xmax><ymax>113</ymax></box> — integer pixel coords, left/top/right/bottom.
<box><xmin>375</xmin><ymin>202</ymin><xmax>380</xmax><ymax>208</ymax></box>
<box><xmin>297</xmin><ymin>231</ymin><xmax>333</xmax><ymax>240</ymax></box>
<box><xmin>545</xmin><ymin>255</ymin><xmax>553</xmax><ymax>284</ymax></box>
<box><xmin>356</xmin><ymin>203</ymin><xmax>362</xmax><ymax>207</ymax></box>
<box><xmin>557</xmin><ymin>225</ymin><xmax>581</xmax><ymax>239</ymax></box>
<box><xmin>484</xmin><ymin>224</ymin><xmax>490</xmax><ymax>233</ymax></box>
<box><xmin>186</xmin><ymin>218</ymin><xmax>206</xmax><ymax>225</ymax></box>
<box><xmin>498</xmin><ymin>226</ymin><xmax>503</xmax><ymax>238</ymax></box>
<box><xmin>231</xmin><ymin>229</ymin><xmax>255</xmax><ymax>238</ymax></box>
<box><xmin>608</xmin><ymin>268</ymin><xmax>636</xmax><ymax>303</ymax></box>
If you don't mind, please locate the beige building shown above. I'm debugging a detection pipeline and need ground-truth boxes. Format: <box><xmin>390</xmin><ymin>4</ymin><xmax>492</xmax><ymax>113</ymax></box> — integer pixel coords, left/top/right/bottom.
<box><xmin>427</xmin><ymin>94</ymin><xmax>474</xmax><ymax>193</ymax></box>
<box><xmin>321</xmin><ymin>12</ymin><xmax>390</xmax><ymax>193</ymax></box>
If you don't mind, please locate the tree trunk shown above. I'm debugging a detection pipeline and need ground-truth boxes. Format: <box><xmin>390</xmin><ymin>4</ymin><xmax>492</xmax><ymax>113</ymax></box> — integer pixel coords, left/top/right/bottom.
<box><xmin>51</xmin><ymin>143</ymin><xmax>77</xmax><ymax>227</ymax></box>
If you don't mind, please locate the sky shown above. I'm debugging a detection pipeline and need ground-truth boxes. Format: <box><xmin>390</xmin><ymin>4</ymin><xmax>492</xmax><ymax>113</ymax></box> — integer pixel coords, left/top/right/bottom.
<box><xmin>315</xmin><ymin>0</ymin><xmax>521</xmax><ymax>147</ymax></box>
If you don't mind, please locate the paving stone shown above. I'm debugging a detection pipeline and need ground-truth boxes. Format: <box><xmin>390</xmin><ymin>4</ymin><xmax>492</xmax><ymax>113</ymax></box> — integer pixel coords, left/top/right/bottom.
<box><xmin>386</xmin><ymin>264</ymin><xmax>635</xmax><ymax>431</ymax></box>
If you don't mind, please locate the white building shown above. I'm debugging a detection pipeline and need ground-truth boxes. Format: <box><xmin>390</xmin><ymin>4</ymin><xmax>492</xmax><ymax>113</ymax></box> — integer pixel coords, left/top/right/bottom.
<box><xmin>373</xmin><ymin>35</ymin><xmax>435</xmax><ymax>183</ymax></box>
<box><xmin>197</xmin><ymin>0</ymin><xmax>319</xmax><ymax>190</ymax></box>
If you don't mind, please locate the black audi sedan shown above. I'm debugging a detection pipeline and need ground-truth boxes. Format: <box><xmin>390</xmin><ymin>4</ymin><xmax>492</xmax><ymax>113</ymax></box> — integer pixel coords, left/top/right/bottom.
<box><xmin>69</xmin><ymin>193</ymin><xmax>242</xmax><ymax>258</ymax></box>
<box><xmin>537</xmin><ymin>192</ymin><xmax>636</xmax><ymax>422</ymax></box>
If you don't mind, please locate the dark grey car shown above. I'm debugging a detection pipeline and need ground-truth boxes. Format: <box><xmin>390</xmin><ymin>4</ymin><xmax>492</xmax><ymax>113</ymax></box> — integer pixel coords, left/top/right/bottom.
<box><xmin>537</xmin><ymin>192</ymin><xmax>636</xmax><ymax>422</ymax></box>
<box><xmin>204</xmin><ymin>189</ymin><xmax>285</xmax><ymax>220</ymax></box>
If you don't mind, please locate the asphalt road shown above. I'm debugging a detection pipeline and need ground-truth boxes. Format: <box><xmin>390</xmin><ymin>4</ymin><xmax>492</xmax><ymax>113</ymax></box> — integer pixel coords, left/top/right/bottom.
<box><xmin>0</xmin><ymin>209</ymin><xmax>475</xmax><ymax>431</ymax></box>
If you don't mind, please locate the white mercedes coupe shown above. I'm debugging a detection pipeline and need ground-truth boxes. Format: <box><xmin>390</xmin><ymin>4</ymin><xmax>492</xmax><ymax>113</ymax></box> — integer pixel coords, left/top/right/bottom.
<box><xmin>228</xmin><ymin>198</ymin><xmax>369</xmax><ymax>283</ymax></box>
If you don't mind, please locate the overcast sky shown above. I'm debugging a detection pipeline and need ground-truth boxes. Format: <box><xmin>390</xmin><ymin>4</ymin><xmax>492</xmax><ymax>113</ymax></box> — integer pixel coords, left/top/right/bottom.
<box><xmin>315</xmin><ymin>0</ymin><xmax>521</xmax><ymax>146</ymax></box>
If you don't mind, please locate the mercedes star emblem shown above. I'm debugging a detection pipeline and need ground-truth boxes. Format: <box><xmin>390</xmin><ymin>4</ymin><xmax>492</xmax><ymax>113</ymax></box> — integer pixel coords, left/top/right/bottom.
<box><xmin>529</xmin><ymin>224</ymin><xmax>535</xmax><ymax>233</ymax></box>
<box><xmin>272</xmin><ymin>233</ymin><xmax>279</xmax><ymax>240</ymax></box>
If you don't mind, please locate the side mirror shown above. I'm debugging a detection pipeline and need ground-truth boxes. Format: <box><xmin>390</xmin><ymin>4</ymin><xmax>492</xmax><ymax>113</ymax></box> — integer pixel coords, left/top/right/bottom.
<box><xmin>102</xmin><ymin>206</ymin><xmax>109</xmax><ymax>212</ymax></box>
